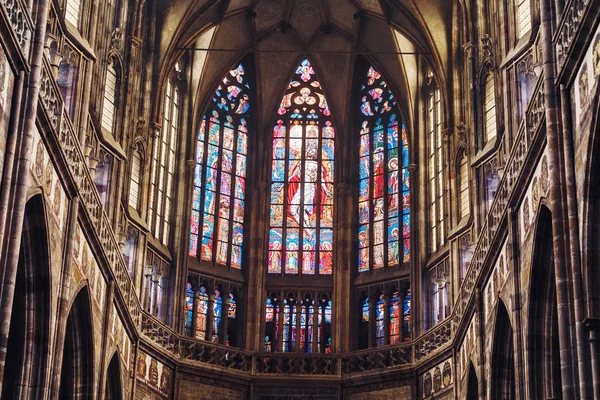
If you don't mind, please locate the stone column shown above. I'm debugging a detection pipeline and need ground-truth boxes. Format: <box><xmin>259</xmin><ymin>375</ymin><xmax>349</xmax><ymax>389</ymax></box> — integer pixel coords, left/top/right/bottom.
<box><xmin>0</xmin><ymin>0</ymin><xmax>50</xmax><ymax>380</ymax></box>
<box><xmin>368</xmin><ymin>297</ymin><xmax>376</xmax><ymax>348</ymax></box>
<box><xmin>191</xmin><ymin>284</ymin><xmax>199</xmax><ymax>338</ymax></box>
<box><xmin>399</xmin><ymin>290</ymin><xmax>406</xmax><ymax>342</ymax></box>
<box><xmin>312</xmin><ymin>299</ymin><xmax>319</xmax><ymax>353</ymax></box>
<box><xmin>48</xmin><ymin>198</ymin><xmax>80</xmax><ymax>398</ymax></box>
<box><xmin>206</xmin><ymin>292</ymin><xmax>215</xmax><ymax>342</ymax></box>
<box><xmin>150</xmin><ymin>266</ymin><xmax>162</xmax><ymax>317</ymax></box>
<box><xmin>295</xmin><ymin>300</ymin><xmax>302</xmax><ymax>352</ymax></box>
<box><xmin>383</xmin><ymin>296</ymin><xmax>391</xmax><ymax>346</ymax></box>
<box><xmin>221</xmin><ymin>293</ymin><xmax>230</xmax><ymax>345</ymax></box>
<box><xmin>277</xmin><ymin>296</ymin><xmax>285</xmax><ymax>352</ymax></box>
<box><xmin>540</xmin><ymin>0</ymin><xmax>577</xmax><ymax>396</ymax></box>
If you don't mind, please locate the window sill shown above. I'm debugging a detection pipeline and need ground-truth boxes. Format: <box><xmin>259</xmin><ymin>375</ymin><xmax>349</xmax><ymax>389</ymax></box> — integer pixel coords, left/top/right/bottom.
<box><xmin>447</xmin><ymin>215</ymin><xmax>472</xmax><ymax>241</ymax></box>
<box><xmin>147</xmin><ymin>236</ymin><xmax>172</xmax><ymax>261</ymax></box>
<box><xmin>500</xmin><ymin>25</ymin><xmax>538</xmax><ymax>69</ymax></box>
<box><xmin>425</xmin><ymin>244</ymin><xmax>450</xmax><ymax>269</ymax></box>
<box><xmin>62</xmin><ymin>20</ymin><xmax>96</xmax><ymax>61</ymax></box>
<box><xmin>472</xmin><ymin>133</ymin><xmax>501</xmax><ymax>168</ymax></box>
<box><xmin>125</xmin><ymin>205</ymin><xmax>149</xmax><ymax>233</ymax></box>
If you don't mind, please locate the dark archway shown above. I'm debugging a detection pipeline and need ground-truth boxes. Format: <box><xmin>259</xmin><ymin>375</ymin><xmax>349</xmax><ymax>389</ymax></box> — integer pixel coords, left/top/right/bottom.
<box><xmin>529</xmin><ymin>206</ymin><xmax>562</xmax><ymax>399</ymax></box>
<box><xmin>466</xmin><ymin>362</ymin><xmax>478</xmax><ymax>400</ymax></box>
<box><xmin>1</xmin><ymin>195</ymin><xmax>51</xmax><ymax>399</ymax></box>
<box><xmin>105</xmin><ymin>352</ymin><xmax>122</xmax><ymax>400</ymax></box>
<box><xmin>491</xmin><ymin>300</ymin><xmax>515</xmax><ymax>400</ymax></box>
<box><xmin>59</xmin><ymin>287</ymin><xmax>94</xmax><ymax>399</ymax></box>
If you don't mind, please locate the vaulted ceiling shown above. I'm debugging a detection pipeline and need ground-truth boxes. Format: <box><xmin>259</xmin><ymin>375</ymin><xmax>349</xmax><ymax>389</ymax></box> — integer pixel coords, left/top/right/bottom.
<box><xmin>155</xmin><ymin>0</ymin><xmax>452</xmax><ymax>146</ymax></box>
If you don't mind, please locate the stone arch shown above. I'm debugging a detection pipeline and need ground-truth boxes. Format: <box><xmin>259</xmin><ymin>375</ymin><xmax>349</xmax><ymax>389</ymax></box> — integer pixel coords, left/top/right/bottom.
<box><xmin>466</xmin><ymin>361</ymin><xmax>478</xmax><ymax>400</ymax></box>
<box><xmin>490</xmin><ymin>299</ymin><xmax>515</xmax><ymax>399</ymax></box>
<box><xmin>528</xmin><ymin>204</ymin><xmax>562</xmax><ymax>399</ymax></box>
<box><xmin>58</xmin><ymin>286</ymin><xmax>94</xmax><ymax>399</ymax></box>
<box><xmin>105</xmin><ymin>351</ymin><xmax>123</xmax><ymax>400</ymax></box>
<box><xmin>1</xmin><ymin>194</ymin><xmax>52</xmax><ymax>399</ymax></box>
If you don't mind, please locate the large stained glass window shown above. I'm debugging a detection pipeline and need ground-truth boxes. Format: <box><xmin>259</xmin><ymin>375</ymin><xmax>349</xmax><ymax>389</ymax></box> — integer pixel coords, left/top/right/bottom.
<box><xmin>268</xmin><ymin>59</ymin><xmax>334</xmax><ymax>276</ymax></box>
<box><xmin>189</xmin><ymin>64</ymin><xmax>251</xmax><ymax>269</ymax></box>
<box><xmin>358</xmin><ymin>66</ymin><xmax>410</xmax><ymax>272</ymax></box>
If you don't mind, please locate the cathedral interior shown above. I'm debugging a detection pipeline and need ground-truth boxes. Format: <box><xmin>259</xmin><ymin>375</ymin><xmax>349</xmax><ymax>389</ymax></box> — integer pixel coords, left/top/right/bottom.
<box><xmin>0</xmin><ymin>0</ymin><xmax>599</xmax><ymax>398</ymax></box>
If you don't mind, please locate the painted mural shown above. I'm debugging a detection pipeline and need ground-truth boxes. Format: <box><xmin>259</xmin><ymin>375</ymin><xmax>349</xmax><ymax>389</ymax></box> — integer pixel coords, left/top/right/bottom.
<box><xmin>136</xmin><ymin>350</ymin><xmax>172</xmax><ymax>399</ymax></box>
<box><xmin>71</xmin><ymin>224</ymin><xmax>107</xmax><ymax>310</ymax></box>
<box><xmin>518</xmin><ymin>149</ymin><xmax>549</xmax><ymax>242</ymax></box>
<box><xmin>483</xmin><ymin>237</ymin><xmax>511</xmax><ymax>323</ymax></box>
<box><xmin>570</xmin><ymin>23</ymin><xmax>600</xmax><ymax>142</ymax></box>
<box><xmin>0</xmin><ymin>44</ymin><xmax>15</xmax><ymax>185</ymax></box>
<box><xmin>458</xmin><ymin>315</ymin><xmax>478</xmax><ymax>380</ymax></box>
<box><xmin>421</xmin><ymin>358</ymin><xmax>453</xmax><ymax>399</ymax></box>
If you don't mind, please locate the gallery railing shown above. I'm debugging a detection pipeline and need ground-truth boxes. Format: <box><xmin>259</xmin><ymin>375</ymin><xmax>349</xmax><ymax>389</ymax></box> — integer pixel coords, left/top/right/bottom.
<box><xmin>555</xmin><ymin>0</ymin><xmax>594</xmax><ymax>70</ymax></box>
<box><xmin>141</xmin><ymin>312</ymin><xmax>450</xmax><ymax>377</ymax></box>
<box><xmin>0</xmin><ymin>0</ymin><xmax>33</xmax><ymax>56</ymax></box>
<box><xmin>38</xmin><ymin>57</ymin><xmax>142</xmax><ymax>326</ymax></box>
<box><xmin>452</xmin><ymin>74</ymin><xmax>546</xmax><ymax>331</ymax></box>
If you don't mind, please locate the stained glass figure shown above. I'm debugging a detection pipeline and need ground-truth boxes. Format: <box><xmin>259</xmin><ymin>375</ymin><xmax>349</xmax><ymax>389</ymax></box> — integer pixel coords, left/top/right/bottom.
<box><xmin>196</xmin><ymin>286</ymin><xmax>209</xmax><ymax>340</ymax></box>
<box><xmin>184</xmin><ymin>283</ymin><xmax>194</xmax><ymax>336</ymax></box>
<box><xmin>403</xmin><ymin>289</ymin><xmax>411</xmax><ymax>341</ymax></box>
<box><xmin>358</xmin><ymin>66</ymin><xmax>410</xmax><ymax>273</ymax></box>
<box><xmin>212</xmin><ymin>289</ymin><xmax>223</xmax><ymax>342</ymax></box>
<box><xmin>375</xmin><ymin>295</ymin><xmax>385</xmax><ymax>347</ymax></box>
<box><xmin>268</xmin><ymin>59</ymin><xmax>334</xmax><ymax>276</ymax></box>
<box><xmin>189</xmin><ymin>64</ymin><xmax>251</xmax><ymax>269</ymax></box>
<box><xmin>389</xmin><ymin>292</ymin><xmax>401</xmax><ymax>345</ymax></box>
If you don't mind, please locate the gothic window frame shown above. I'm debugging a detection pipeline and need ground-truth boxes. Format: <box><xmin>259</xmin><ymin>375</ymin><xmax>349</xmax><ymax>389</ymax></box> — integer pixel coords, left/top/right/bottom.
<box><xmin>263</xmin><ymin>290</ymin><xmax>332</xmax><ymax>353</ymax></box>
<box><xmin>355</xmin><ymin>280</ymin><xmax>411</xmax><ymax>349</ymax></box>
<box><xmin>426</xmin><ymin>69</ymin><xmax>445</xmax><ymax>254</ymax></box>
<box><xmin>267</xmin><ymin>58</ymin><xmax>335</xmax><ymax>277</ymax></box>
<box><xmin>128</xmin><ymin>140</ymin><xmax>145</xmax><ymax>212</ymax></box>
<box><xmin>428</xmin><ymin>258</ymin><xmax>450</xmax><ymax>328</ymax></box>
<box><xmin>456</xmin><ymin>147</ymin><xmax>471</xmax><ymax>221</ymax></box>
<box><xmin>149</xmin><ymin>68</ymin><xmax>182</xmax><ymax>246</ymax></box>
<box><xmin>356</xmin><ymin>63</ymin><xmax>410</xmax><ymax>274</ymax></box>
<box><xmin>188</xmin><ymin>62</ymin><xmax>253</xmax><ymax>270</ymax></box>
<box><xmin>101</xmin><ymin>55</ymin><xmax>123</xmax><ymax>137</ymax></box>
<box><xmin>481</xmin><ymin>69</ymin><xmax>499</xmax><ymax>148</ymax></box>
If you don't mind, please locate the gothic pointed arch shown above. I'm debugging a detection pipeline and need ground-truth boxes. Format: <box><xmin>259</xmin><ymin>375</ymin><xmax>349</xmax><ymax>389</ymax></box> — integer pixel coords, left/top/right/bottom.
<box><xmin>1</xmin><ymin>194</ymin><xmax>51</xmax><ymax>399</ymax></box>
<box><xmin>466</xmin><ymin>362</ymin><xmax>478</xmax><ymax>400</ymax></box>
<box><xmin>59</xmin><ymin>287</ymin><xmax>94</xmax><ymax>399</ymax></box>
<box><xmin>491</xmin><ymin>299</ymin><xmax>515</xmax><ymax>400</ymax></box>
<box><xmin>105</xmin><ymin>351</ymin><xmax>123</xmax><ymax>400</ymax></box>
<box><xmin>354</xmin><ymin>61</ymin><xmax>410</xmax><ymax>273</ymax></box>
<box><xmin>528</xmin><ymin>204</ymin><xmax>562</xmax><ymax>399</ymax></box>
<box><xmin>267</xmin><ymin>58</ymin><xmax>335</xmax><ymax>276</ymax></box>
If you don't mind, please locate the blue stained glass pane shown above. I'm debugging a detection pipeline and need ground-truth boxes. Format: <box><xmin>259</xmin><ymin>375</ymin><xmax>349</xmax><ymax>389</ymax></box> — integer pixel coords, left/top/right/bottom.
<box><xmin>388</xmin><ymin>217</ymin><xmax>399</xmax><ymax>242</ymax></box>
<box><xmin>185</xmin><ymin>283</ymin><xmax>194</xmax><ymax>330</ymax></box>
<box><xmin>359</xmin><ymin>156</ymin><xmax>370</xmax><ymax>179</ymax></box>
<box><xmin>204</xmin><ymin>191</ymin><xmax>216</xmax><ymax>215</ymax></box>
<box><xmin>192</xmin><ymin>187</ymin><xmax>201</xmax><ymax>210</ymax></box>
<box><xmin>196</xmin><ymin>141</ymin><xmax>205</xmax><ymax>163</ymax></box>
<box><xmin>205</xmin><ymin>168</ymin><xmax>218</xmax><ymax>191</ymax></box>
<box><xmin>194</xmin><ymin>166</ymin><xmax>203</xmax><ymax>187</ymax></box>
<box><xmin>272</xmin><ymin>160</ymin><xmax>286</xmax><ymax>182</ymax></box>
<box><xmin>359</xmin><ymin>178</ymin><xmax>369</xmax><ymax>202</ymax></box>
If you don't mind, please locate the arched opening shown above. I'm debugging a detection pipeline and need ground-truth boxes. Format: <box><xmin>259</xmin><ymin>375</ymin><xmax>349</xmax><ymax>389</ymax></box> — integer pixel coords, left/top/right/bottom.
<box><xmin>466</xmin><ymin>362</ymin><xmax>478</xmax><ymax>400</ymax></box>
<box><xmin>490</xmin><ymin>299</ymin><xmax>515</xmax><ymax>399</ymax></box>
<box><xmin>105</xmin><ymin>352</ymin><xmax>122</xmax><ymax>400</ymax></box>
<box><xmin>1</xmin><ymin>195</ymin><xmax>51</xmax><ymax>399</ymax></box>
<box><xmin>59</xmin><ymin>288</ymin><xmax>94</xmax><ymax>399</ymax></box>
<box><xmin>529</xmin><ymin>206</ymin><xmax>562</xmax><ymax>399</ymax></box>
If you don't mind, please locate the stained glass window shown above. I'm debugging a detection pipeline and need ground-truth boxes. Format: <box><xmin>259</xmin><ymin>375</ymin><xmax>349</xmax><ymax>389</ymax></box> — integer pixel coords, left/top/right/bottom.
<box><xmin>102</xmin><ymin>60</ymin><xmax>118</xmax><ymax>133</ymax></box>
<box><xmin>358</xmin><ymin>66</ymin><xmax>410</xmax><ymax>272</ymax></box>
<box><xmin>375</xmin><ymin>295</ymin><xmax>385</xmax><ymax>347</ymax></box>
<box><xmin>389</xmin><ymin>292</ymin><xmax>401</xmax><ymax>345</ymax></box>
<box><xmin>212</xmin><ymin>289</ymin><xmax>223</xmax><ymax>342</ymax></box>
<box><xmin>264</xmin><ymin>292</ymin><xmax>332</xmax><ymax>353</ymax></box>
<box><xmin>189</xmin><ymin>64</ymin><xmax>251</xmax><ymax>269</ymax></box>
<box><xmin>484</xmin><ymin>73</ymin><xmax>497</xmax><ymax>144</ymax></box>
<box><xmin>268</xmin><ymin>59</ymin><xmax>334</xmax><ymax>276</ymax></box>
<box><xmin>196</xmin><ymin>286</ymin><xmax>208</xmax><ymax>339</ymax></box>
<box><xmin>184</xmin><ymin>283</ymin><xmax>194</xmax><ymax>336</ymax></box>
<box><xmin>403</xmin><ymin>289</ymin><xmax>411</xmax><ymax>340</ymax></box>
